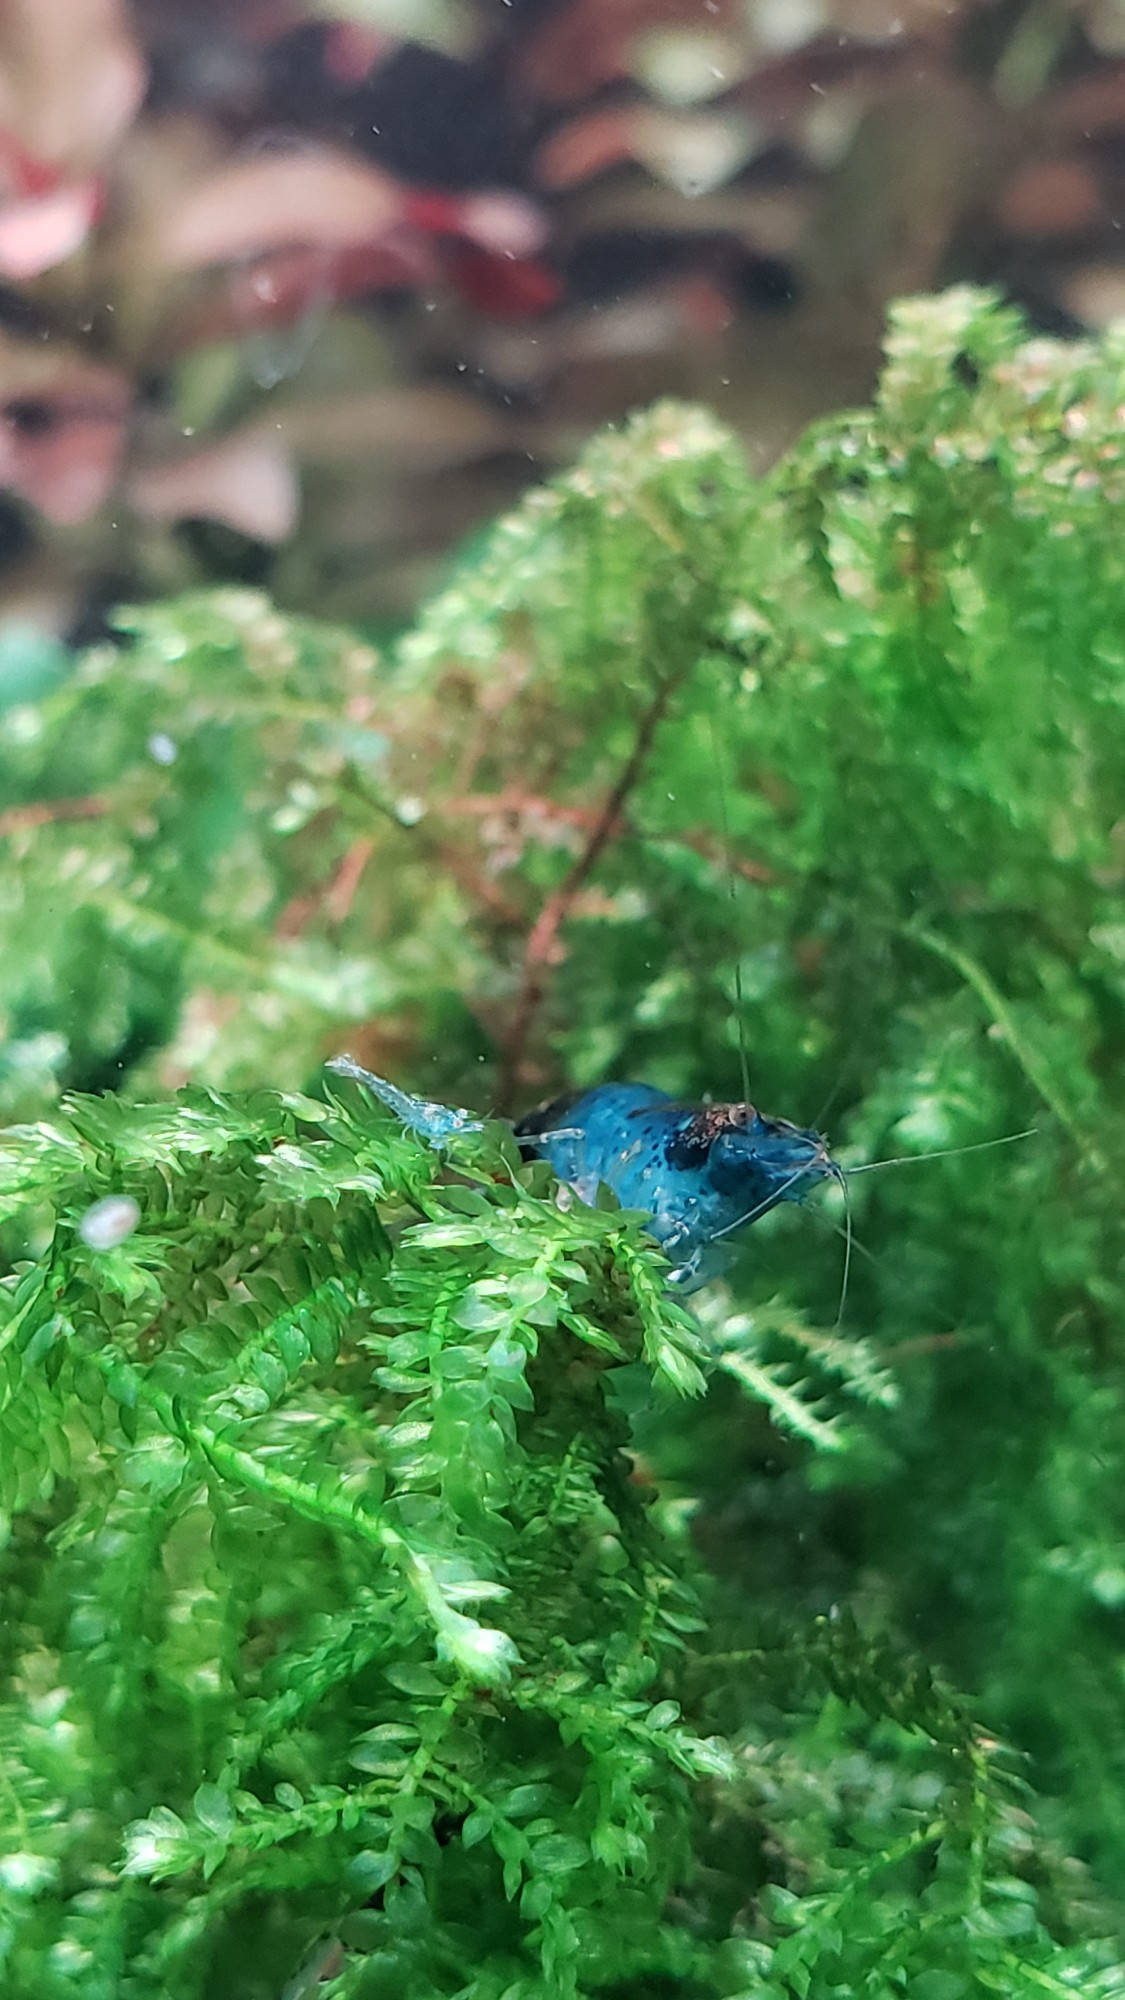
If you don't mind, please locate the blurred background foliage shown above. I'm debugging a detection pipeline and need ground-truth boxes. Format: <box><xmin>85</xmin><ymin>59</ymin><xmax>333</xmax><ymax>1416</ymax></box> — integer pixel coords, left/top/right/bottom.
<box><xmin>1</xmin><ymin>0</ymin><xmax>1125</xmax><ymax>630</ymax></box>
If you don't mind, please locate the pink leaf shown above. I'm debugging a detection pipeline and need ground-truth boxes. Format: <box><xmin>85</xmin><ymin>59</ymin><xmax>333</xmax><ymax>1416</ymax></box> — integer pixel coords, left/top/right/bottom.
<box><xmin>0</xmin><ymin>345</ymin><xmax>128</xmax><ymax>524</ymax></box>
<box><xmin>0</xmin><ymin>0</ymin><xmax>145</xmax><ymax>175</ymax></box>
<box><xmin>161</xmin><ymin>147</ymin><xmax>405</xmax><ymax>272</ymax></box>
<box><xmin>128</xmin><ymin>429</ymin><xmax>299</xmax><ymax>543</ymax></box>
<box><xmin>0</xmin><ymin>178</ymin><xmax>101</xmax><ymax>278</ymax></box>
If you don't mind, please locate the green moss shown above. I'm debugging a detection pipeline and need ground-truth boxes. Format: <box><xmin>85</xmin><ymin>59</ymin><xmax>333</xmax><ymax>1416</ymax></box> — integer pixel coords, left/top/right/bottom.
<box><xmin>3</xmin><ymin>288</ymin><xmax>1125</xmax><ymax>1992</ymax></box>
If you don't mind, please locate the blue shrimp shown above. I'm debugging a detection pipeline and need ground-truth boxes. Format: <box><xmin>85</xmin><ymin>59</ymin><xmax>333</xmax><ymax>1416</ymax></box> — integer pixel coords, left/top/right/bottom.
<box><xmin>515</xmin><ymin>1083</ymin><xmax>836</xmax><ymax>1290</ymax></box>
<box><xmin>328</xmin><ymin>1059</ymin><xmax>1028</xmax><ymax>1295</ymax></box>
<box><xmin>326</xmin><ymin>1056</ymin><xmax>484</xmax><ymax>1143</ymax></box>
<box><xmin>329</xmin><ymin>1056</ymin><xmax>835</xmax><ymax>1292</ymax></box>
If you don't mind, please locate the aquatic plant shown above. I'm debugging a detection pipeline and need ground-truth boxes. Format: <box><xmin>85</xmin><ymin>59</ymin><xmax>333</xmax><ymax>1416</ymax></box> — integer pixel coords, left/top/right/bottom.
<box><xmin>3</xmin><ymin>288</ymin><xmax>1125</xmax><ymax>1993</ymax></box>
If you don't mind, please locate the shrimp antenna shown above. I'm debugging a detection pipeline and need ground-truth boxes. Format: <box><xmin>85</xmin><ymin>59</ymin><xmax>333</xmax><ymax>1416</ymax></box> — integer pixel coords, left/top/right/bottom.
<box><xmin>805</xmin><ymin>1195</ymin><xmax>881</xmax><ymax>1273</ymax></box>
<box><xmin>842</xmin><ymin>1128</ymin><xmax>1036</xmax><ymax>1177</ymax></box>
<box><xmin>810</xmin><ymin>1068</ymin><xmax>850</xmax><ymax>1136</ymax></box>
<box><xmin>832</xmin><ymin>1162</ymin><xmax>853</xmax><ymax>1328</ymax></box>
<box><xmin>708</xmin><ymin>698</ymin><xmax>751</xmax><ymax>1106</ymax></box>
<box><xmin>708</xmin><ymin>1161</ymin><xmax>821</xmax><ymax>1244</ymax></box>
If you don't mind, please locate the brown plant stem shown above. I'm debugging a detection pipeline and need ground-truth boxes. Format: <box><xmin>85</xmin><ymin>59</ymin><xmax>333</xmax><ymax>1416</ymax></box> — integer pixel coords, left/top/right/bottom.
<box><xmin>0</xmin><ymin>795</ymin><xmax>105</xmax><ymax>837</ymax></box>
<box><xmin>495</xmin><ymin>671</ymin><xmax>681</xmax><ymax>1112</ymax></box>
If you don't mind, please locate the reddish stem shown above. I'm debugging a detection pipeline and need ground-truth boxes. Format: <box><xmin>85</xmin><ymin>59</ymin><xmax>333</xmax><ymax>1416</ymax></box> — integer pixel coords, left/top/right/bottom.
<box><xmin>0</xmin><ymin>795</ymin><xmax>105</xmax><ymax>837</ymax></box>
<box><xmin>495</xmin><ymin>673</ymin><xmax>680</xmax><ymax>1112</ymax></box>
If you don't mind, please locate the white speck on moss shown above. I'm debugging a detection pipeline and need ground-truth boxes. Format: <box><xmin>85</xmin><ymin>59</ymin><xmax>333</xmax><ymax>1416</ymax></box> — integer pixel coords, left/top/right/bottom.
<box><xmin>79</xmin><ymin>1195</ymin><xmax>141</xmax><ymax>1250</ymax></box>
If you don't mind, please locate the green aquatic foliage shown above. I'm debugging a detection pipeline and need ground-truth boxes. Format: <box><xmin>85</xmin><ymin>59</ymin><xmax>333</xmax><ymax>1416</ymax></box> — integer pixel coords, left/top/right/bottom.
<box><xmin>0</xmin><ymin>1084</ymin><xmax>726</xmax><ymax>1998</ymax></box>
<box><xmin>0</xmin><ymin>1084</ymin><xmax>1120</xmax><ymax>1999</ymax></box>
<box><xmin>4</xmin><ymin>285</ymin><xmax>1125</xmax><ymax>1990</ymax></box>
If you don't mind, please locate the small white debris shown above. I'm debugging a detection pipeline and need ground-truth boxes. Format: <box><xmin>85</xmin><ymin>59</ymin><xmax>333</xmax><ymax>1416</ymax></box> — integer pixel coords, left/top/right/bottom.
<box><xmin>148</xmin><ymin>732</ymin><xmax>178</xmax><ymax>765</ymax></box>
<box><xmin>79</xmin><ymin>1196</ymin><xmax>141</xmax><ymax>1251</ymax></box>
